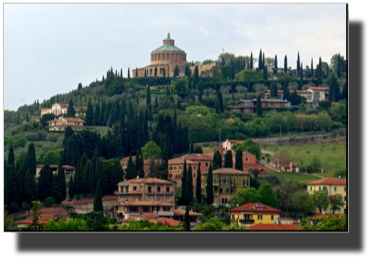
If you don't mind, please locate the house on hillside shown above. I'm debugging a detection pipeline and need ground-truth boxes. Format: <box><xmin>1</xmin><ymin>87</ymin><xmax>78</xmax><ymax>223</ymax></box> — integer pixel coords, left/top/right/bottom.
<box><xmin>227</xmin><ymin>98</ymin><xmax>291</xmax><ymax>114</ymax></box>
<box><xmin>46</xmin><ymin>117</ymin><xmax>86</xmax><ymax>131</ymax></box>
<box><xmin>306</xmin><ymin>178</ymin><xmax>346</xmax><ymax>215</ymax></box>
<box><xmin>40</xmin><ymin>103</ymin><xmax>83</xmax><ymax>117</ymax></box>
<box><xmin>223</xmin><ymin>139</ymin><xmax>245</xmax><ymax>151</ymax></box>
<box><xmin>229</xmin><ymin>203</ymin><xmax>281</xmax><ymax>226</ymax></box>
<box><xmin>269</xmin><ymin>158</ymin><xmax>299</xmax><ymax>173</ymax></box>
<box><xmin>36</xmin><ymin>164</ymin><xmax>75</xmax><ymax>177</ymax></box>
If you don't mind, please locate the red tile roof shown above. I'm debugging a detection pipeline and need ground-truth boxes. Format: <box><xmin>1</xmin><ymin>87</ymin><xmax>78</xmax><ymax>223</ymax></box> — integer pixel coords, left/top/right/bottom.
<box><xmin>118</xmin><ymin>177</ymin><xmax>174</xmax><ymax>185</ymax></box>
<box><xmin>15</xmin><ymin>219</ymin><xmax>51</xmax><ymax>225</ymax></box>
<box><xmin>40</xmin><ymin>214</ymin><xmax>54</xmax><ymax>218</ymax></box>
<box><xmin>249</xmin><ymin>224</ymin><xmax>301</xmax><ymax>231</ymax></box>
<box><xmin>229</xmin><ymin>203</ymin><xmax>281</xmax><ymax>213</ymax></box>
<box><xmin>173</xmin><ymin>209</ymin><xmax>203</xmax><ymax>216</ymax></box>
<box><xmin>48</xmin><ymin>124</ymin><xmax>86</xmax><ymax>128</ymax></box>
<box><xmin>39</xmin><ymin>207</ymin><xmax>69</xmax><ymax>216</ymax></box>
<box><xmin>307</xmin><ymin>86</ymin><xmax>329</xmax><ymax>91</ymax></box>
<box><xmin>306</xmin><ymin>178</ymin><xmax>346</xmax><ymax>186</ymax></box>
<box><xmin>265</xmin><ymin>89</ymin><xmax>312</xmax><ymax>94</ymax></box>
<box><xmin>47</xmin><ymin>117</ymin><xmax>86</xmax><ymax>123</ymax></box>
<box><xmin>227</xmin><ymin>140</ymin><xmax>245</xmax><ymax>143</ymax></box>
<box><xmin>36</xmin><ymin>164</ymin><xmax>75</xmax><ymax>169</ymax></box>
<box><xmin>291</xmin><ymin>162</ymin><xmax>299</xmax><ymax>167</ymax></box>
<box><xmin>202</xmin><ymin>168</ymin><xmax>250</xmax><ymax>175</ymax></box>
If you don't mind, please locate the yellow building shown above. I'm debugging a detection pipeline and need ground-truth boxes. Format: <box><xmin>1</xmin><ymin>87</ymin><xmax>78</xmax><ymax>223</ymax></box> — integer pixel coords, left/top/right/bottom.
<box><xmin>133</xmin><ymin>33</ymin><xmax>188</xmax><ymax>78</ymax></box>
<box><xmin>229</xmin><ymin>203</ymin><xmax>281</xmax><ymax>226</ymax></box>
<box><xmin>306</xmin><ymin>178</ymin><xmax>347</xmax><ymax>215</ymax></box>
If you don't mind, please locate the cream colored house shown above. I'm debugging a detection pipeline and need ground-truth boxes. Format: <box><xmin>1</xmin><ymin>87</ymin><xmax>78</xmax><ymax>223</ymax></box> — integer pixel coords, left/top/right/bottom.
<box><xmin>306</xmin><ymin>87</ymin><xmax>329</xmax><ymax>104</ymax></box>
<box><xmin>41</xmin><ymin>103</ymin><xmax>83</xmax><ymax>117</ymax></box>
<box><xmin>222</xmin><ymin>139</ymin><xmax>244</xmax><ymax>152</ymax></box>
<box><xmin>46</xmin><ymin>117</ymin><xmax>86</xmax><ymax>131</ymax></box>
<box><xmin>306</xmin><ymin>178</ymin><xmax>347</xmax><ymax>215</ymax></box>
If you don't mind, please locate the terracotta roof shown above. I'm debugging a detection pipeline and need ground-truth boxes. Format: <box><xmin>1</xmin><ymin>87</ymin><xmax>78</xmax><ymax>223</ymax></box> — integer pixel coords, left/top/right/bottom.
<box><xmin>15</xmin><ymin>219</ymin><xmax>51</xmax><ymax>225</ymax></box>
<box><xmin>293</xmin><ymin>220</ymin><xmax>300</xmax><ymax>224</ymax></box>
<box><xmin>183</xmin><ymin>154</ymin><xmax>213</xmax><ymax>161</ymax></box>
<box><xmin>202</xmin><ymin>168</ymin><xmax>250</xmax><ymax>175</ymax></box>
<box><xmin>47</xmin><ymin>117</ymin><xmax>86</xmax><ymax>123</ymax></box>
<box><xmin>173</xmin><ymin>209</ymin><xmax>203</xmax><ymax>216</ymax></box>
<box><xmin>265</xmin><ymin>89</ymin><xmax>312</xmax><ymax>94</ymax></box>
<box><xmin>48</xmin><ymin>124</ymin><xmax>86</xmax><ymax>128</ymax></box>
<box><xmin>291</xmin><ymin>162</ymin><xmax>299</xmax><ymax>167</ymax></box>
<box><xmin>249</xmin><ymin>224</ymin><xmax>301</xmax><ymax>231</ymax></box>
<box><xmin>64</xmin><ymin>195</ymin><xmax>117</xmax><ymax>206</ymax></box>
<box><xmin>141</xmin><ymin>213</ymin><xmax>158</xmax><ymax>218</ymax></box>
<box><xmin>306</xmin><ymin>178</ymin><xmax>346</xmax><ymax>186</ymax></box>
<box><xmin>168</xmin><ymin>158</ymin><xmax>197</xmax><ymax>165</ymax></box>
<box><xmin>226</xmin><ymin>140</ymin><xmax>245</xmax><ymax>143</ymax></box>
<box><xmin>36</xmin><ymin>165</ymin><xmax>74</xmax><ymax>169</ymax></box>
<box><xmin>229</xmin><ymin>203</ymin><xmax>281</xmax><ymax>213</ymax></box>
<box><xmin>118</xmin><ymin>177</ymin><xmax>174</xmax><ymax>185</ymax></box>
<box><xmin>39</xmin><ymin>207</ymin><xmax>68</xmax><ymax>216</ymax></box>
<box><xmin>40</xmin><ymin>214</ymin><xmax>54</xmax><ymax>218</ymax></box>
<box><xmin>307</xmin><ymin>86</ymin><xmax>329</xmax><ymax>91</ymax></box>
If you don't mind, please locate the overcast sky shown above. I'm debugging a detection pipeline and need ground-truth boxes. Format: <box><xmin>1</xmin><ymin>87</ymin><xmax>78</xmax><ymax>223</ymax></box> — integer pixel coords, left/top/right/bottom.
<box><xmin>4</xmin><ymin>3</ymin><xmax>346</xmax><ymax>111</ymax></box>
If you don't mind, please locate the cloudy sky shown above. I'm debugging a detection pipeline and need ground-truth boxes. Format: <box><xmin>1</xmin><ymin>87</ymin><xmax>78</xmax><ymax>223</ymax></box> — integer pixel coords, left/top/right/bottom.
<box><xmin>4</xmin><ymin>3</ymin><xmax>346</xmax><ymax>111</ymax></box>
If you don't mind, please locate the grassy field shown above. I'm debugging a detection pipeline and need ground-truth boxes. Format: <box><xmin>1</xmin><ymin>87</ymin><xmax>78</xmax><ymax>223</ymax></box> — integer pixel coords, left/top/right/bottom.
<box><xmin>271</xmin><ymin>172</ymin><xmax>334</xmax><ymax>183</ymax></box>
<box><xmin>262</xmin><ymin>140</ymin><xmax>346</xmax><ymax>172</ymax></box>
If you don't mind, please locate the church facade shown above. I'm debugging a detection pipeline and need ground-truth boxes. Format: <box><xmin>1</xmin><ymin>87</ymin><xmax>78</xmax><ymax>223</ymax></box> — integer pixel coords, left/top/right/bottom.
<box><xmin>133</xmin><ymin>33</ymin><xmax>188</xmax><ymax>78</ymax></box>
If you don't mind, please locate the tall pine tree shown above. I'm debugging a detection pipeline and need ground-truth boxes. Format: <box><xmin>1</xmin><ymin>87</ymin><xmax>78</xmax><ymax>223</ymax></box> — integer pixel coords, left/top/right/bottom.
<box><xmin>196</xmin><ymin>162</ymin><xmax>201</xmax><ymax>203</ymax></box>
<box><xmin>206</xmin><ymin>163</ymin><xmax>214</xmax><ymax>205</ymax></box>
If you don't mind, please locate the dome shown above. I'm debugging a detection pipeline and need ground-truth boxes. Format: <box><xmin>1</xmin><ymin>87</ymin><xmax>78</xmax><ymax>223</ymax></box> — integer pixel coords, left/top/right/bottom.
<box><xmin>153</xmin><ymin>45</ymin><xmax>184</xmax><ymax>52</ymax></box>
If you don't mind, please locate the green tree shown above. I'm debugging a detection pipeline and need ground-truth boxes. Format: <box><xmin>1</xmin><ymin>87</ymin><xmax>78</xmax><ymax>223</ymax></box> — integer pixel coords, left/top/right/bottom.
<box><xmin>196</xmin><ymin>162</ymin><xmax>202</xmax><ymax>203</ymax></box>
<box><xmin>311</xmin><ymin>190</ymin><xmax>329</xmax><ymax>213</ymax></box>
<box><xmin>193</xmin><ymin>216</ymin><xmax>226</xmax><ymax>230</ymax></box>
<box><xmin>206</xmin><ymin>163</ymin><xmax>214</xmax><ymax>204</ymax></box>
<box><xmin>229</xmin><ymin>188</ymin><xmax>261</xmax><ymax>207</ymax></box>
<box><xmin>68</xmin><ymin>175</ymin><xmax>75</xmax><ymax>199</ymax></box>
<box><xmin>126</xmin><ymin>153</ymin><xmax>137</xmax><ymax>180</ymax></box>
<box><xmin>292</xmin><ymin>190</ymin><xmax>314</xmax><ymax>215</ymax></box>
<box><xmin>86</xmin><ymin>100</ymin><xmax>93</xmax><ymax>126</ymax></box>
<box><xmin>224</xmin><ymin>150</ymin><xmax>233</xmax><ymax>168</ymax></box>
<box><xmin>29</xmin><ymin>201</ymin><xmax>42</xmax><ymax>230</ymax></box>
<box><xmin>184</xmin><ymin>164</ymin><xmax>194</xmax><ymax>206</ymax></box>
<box><xmin>213</xmin><ymin>150</ymin><xmax>222</xmax><ymax>170</ymax></box>
<box><xmin>284</xmin><ymin>55</ymin><xmax>288</xmax><ymax>73</ymax></box>
<box><xmin>258</xmin><ymin>183</ymin><xmax>279</xmax><ymax>208</ymax></box>
<box><xmin>23</xmin><ymin>170</ymin><xmax>36</xmax><ymax>205</ymax></box>
<box><xmin>183</xmin><ymin>206</ymin><xmax>190</xmax><ymax>231</ymax></box>
<box><xmin>257</xmin><ymin>96</ymin><xmax>263</xmax><ymax>117</ymax></box>
<box><xmin>93</xmin><ymin>180</ymin><xmax>104</xmax><ymax>213</ymax></box>
<box><xmin>328</xmin><ymin>194</ymin><xmax>345</xmax><ymax>215</ymax></box>
<box><xmin>146</xmin><ymin>85</ymin><xmax>152</xmax><ymax>112</ymax></box>
<box><xmin>171</xmin><ymin>77</ymin><xmax>189</xmax><ymax>98</ymax></box>
<box><xmin>141</xmin><ymin>141</ymin><xmax>162</xmax><ymax>159</ymax></box>
<box><xmin>43</xmin><ymin>197</ymin><xmax>56</xmax><ymax>207</ymax></box>
<box><xmin>67</xmin><ymin>99</ymin><xmax>76</xmax><ymax>117</ymax></box>
<box><xmin>44</xmin><ymin>218</ymin><xmax>89</xmax><ymax>231</ymax></box>
<box><xmin>235</xmin><ymin>149</ymin><xmax>243</xmax><ymax>171</ymax></box>
<box><xmin>253</xmin><ymin>168</ymin><xmax>260</xmax><ymax>178</ymax></box>
<box><xmin>263</xmin><ymin>66</ymin><xmax>268</xmax><ymax>80</ymax></box>
<box><xmin>26</xmin><ymin>143</ymin><xmax>37</xmax><ymax>176</ymax></box>
<box><xmin>310</xmin><ymin>156</ymin><xmax>323</xmax><ymax>172</ymax></box>
<box><xmin>181</xmin><ymin>159</ymin><xmax>187</xmax><ymax>204</ymax></box>
<box><xmin>300</xmin><ymin>214</ymin><xmax>347</xmax><ymax>231</ymax></box>
<box><xmin>38</xmin><ymin>164</ymin><xmax>54</xmax><ymax>201</ymax></box>
<box><xmin>8</xmin><ymin>145</ymin><xmax>15</xmax><ymax>166</ymax></box>
<box><xmin>232</xmin><ymin>139</ymin><xmax>261</xmax><ymax>162</ymax></box>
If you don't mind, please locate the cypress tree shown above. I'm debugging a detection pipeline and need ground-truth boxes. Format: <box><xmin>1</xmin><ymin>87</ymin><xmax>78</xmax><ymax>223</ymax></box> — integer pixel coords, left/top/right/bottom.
<box><xmin>181</xmin><ymin>160</ymin><xmax>187</xmax><ymax>204</ymax></box>
<box><xmin>38</xmin><ymin>164</ymin><xmax>54</xmax><ymax>201</ymax></box>
<box><xmin>259</xmin><ymin>49</ymin><xmax>262</xmax><ymax>69</ymax></box>
<box><xmin>235</xmin><ymin>149</ymin><xmax>243</xmax><ymax>171</ymax></box>
<box><xmin>146</xmin><ymin>85</ymin><xmax>152</xmax><ymax>112</ymax></box>
<box><xmin>262</xmin><ymin>53</ymin><xmax>265</xmax><ymax>68</ymax></box>
<box><xmin>274</xmin><ymin>55</ymin><xmax>278</xmax><ymax>74</ymax></box>
<box><xmin>154</xmin><ymin>67</ymin><xmax>157</xmax><ymax>77</ymax></box>
<box><xmin>52</xmin><ymin>174</ymin><xmax>61</xmax><ymax>204</ymax></box>
<box><xmin>337</xmin><ymin>53</ymin><xmax>341</xmax><ymax>78</ymax></box>
<box><xmin>311</xmin><ymin>58</ymin><xmax>314</xmax><ymax>78</ymax></box>
<box><xmin>194</xmin><ymin>66</ymin><xmax>199</xmax><ymax>84</ymax></box>
<box><xmin>213</xmin><ymin>150</ymin><xmax>222</xmax><ymax>170</ymax></box>
<box><xmin>263</xmin><ymin>66</ymin><xmax>268</xmax><ymax>80</ymax></box>
<box><xmin>190</xmin><ymin>143</ymin><xmax>194</xmax><ymax>153</ymax></box>
<box><xmin>154</xmin><ymin>96</ymin><xmax>158</xmax><ymax>110</ymax></box>
<box><xmin>86</xmin><ymin>100</ymin><xmax>93</xmax><ymax>126</ymax></box>
<box><xmin>284</xmin><ymin>55</ymin><xmax>288</xmax><ymax>73</ymax></box>
<box><xmin>81</xmin><ymin>161</ymin><xmax>89</xmax><ymax>196</ymax></box>
<box><xmin>136</xmin><ymin>67</ymin><xmax>138</xmax><ymax>78</ymax></box>
<box><xmin>184</xmin><ymin>164</ymin><xmax>193</xmax><ymax>206</ymax></box>
<box><xmin>300</xmin><ymin>63</ymin><xmax>304</xmax><ymax>87</ymax></box>
<box><xmin>8</xmin><ymin>145</ymin><xmax>15</xmax><ymax>166</ymax></box>
<box><xmin>126</xmin><ymin>153</ymin><xmax>137</xmax><ymax>180</ymax></box>
<box><xmin>297</xmin><ymin>52</ymin><xmax>300</xmax><ymax>73</ymax></box>
<box><xmin>177</xmin><ymin>122</ymin><xmax>182</xmax><ymax>153</ymax></box>
<box><xmin>93</xmin><ymin>180</ymin><xmax>103</xmax><ymax>212</ymax></box>
<box><xmin>100</xmin><ymin>101</ymin><xmax>106</xmax><ymax>126</ymax></box>
<box><xmin>93</xmin><ymin>103</ymin><xmax>100</xmax><ymax>126</ymax></box>
<box><xmin>255</xmin><ymin>95</ymin><xmax>262</xmax><ymax>116</ymax></box>
<box><xmin>206</xmin><ymin>163</ymin><xmax>214</xmax><ymax>205</ymax></box>
<box><xmin>67</xmin><ymin>99</ymin><xmax>76</xmax><ymax>117</ymax></box>
<box><xmin>74</xmin><ymin>162</ymin><xmax>81</xmax><ymax>196</ymax></box>
<box><xmin>250</xmin><ymin>52</ymin><xmax>253</xmax><ymax>70</ymax></box>
<box><xmin>128</xmin><ymin>67</ymin><xmax>130</xmax><ymax>79</ymax></box>
<box><xmin>69</xmin><ymin>175</ymin><xmax>75</xmax><ymax>199</ymax></box>
<box><xmin>57</xmin><ymin>158</ymin><xmax>66</xmax><ymax>202</ymax></box>
<box><xmin>196</xmin><ymin>162</ymin><xmax>201</xmax><ymax>203</ymax></box>
<box><xmin>224</xmin><ymin>150</ymin><xmax>233</xmax><ymax>168</ymax></box>
<box><xmin>23</xmin><ymin>170</ymin><xmax>36</xmax><ymax>205</ymax></box>
<box><xmin>184</xmin><ymin>206</ymin><xmax>190</xmax><ymax>231</ymax></box>
<box><xmin>26</xmin><ymin>143</ymin><xmax>36</xmax><ymax>176</ymax></box>
<box><xmin>214</xmin><ymin>98</ymin><xmax>220</xmax><ymax>114</ymax></box>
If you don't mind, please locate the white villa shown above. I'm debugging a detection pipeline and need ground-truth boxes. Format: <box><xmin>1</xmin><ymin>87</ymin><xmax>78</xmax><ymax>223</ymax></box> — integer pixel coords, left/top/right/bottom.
<box><xmin>46</xmin><ymin>117</ymin><xmax>86</xmax><ymax>131</ymax></box>
<box><xmin>41</xmin><ymin>103</ymin><xmax>83</xmax><ymax>117</ymax></box>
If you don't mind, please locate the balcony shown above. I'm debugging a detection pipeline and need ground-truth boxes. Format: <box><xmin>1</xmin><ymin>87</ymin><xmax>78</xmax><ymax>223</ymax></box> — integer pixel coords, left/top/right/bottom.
<box><xmin>213</xmin><ymin>182</ymin><xmax>219</xmax><ymax>186</ymax></box>
<box><xmin>157</xmin><ymin>211</ymin><xmax>174</xmax><ymax>217</ymax></box>
<box><xmin>147</xmin><ymin>191</ymin><xmax>155</xmax><ymax>195</ymax></box>
<box><xmin>165</xmin><ymin>192</ymin><xmax>173</xmax><ymax>195</ymax></box>
<box><xmin>239</xmin><ymin>219</ymin><xmax>255</xmax><ymax>224</ymax></box>
<box><xmin>114</xmin><ymin>191</ymin><xmax>129</xmax><ymax>195</ymax></box>
<box><xmin>156</xmin><ymin>191</ymin><xmax>164</xmax><ymax>195</ymax></box>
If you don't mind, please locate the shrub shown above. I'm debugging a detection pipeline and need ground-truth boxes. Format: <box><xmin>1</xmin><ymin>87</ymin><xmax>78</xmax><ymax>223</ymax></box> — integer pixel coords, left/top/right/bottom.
<box><xmin>300</xmin><ymin>166</ymin><xmax>306</xmax><ymax>173</ymax></box>
<box><xmin>14</xmin><ymin>138</ymin><xmax>27</xmax><ymax>148</ymax></box>
<box><xmin>8</xmin><ymin>202</ymin><xmax>20</xmax><ymax>213</ymax></box>
<box><xmin>44</xmin><ymin>197</ymin><xmax>56</xmax><ymax>207</ymax></box>
<box><xmin>17</xmin><ymin>215</ymin><xmax>27</xmax><ymax>221</ymax></box>
<box><xmin>21</xmin><ymin>202</ymin><xmax>31</xmax><ymax>210</ymax></box>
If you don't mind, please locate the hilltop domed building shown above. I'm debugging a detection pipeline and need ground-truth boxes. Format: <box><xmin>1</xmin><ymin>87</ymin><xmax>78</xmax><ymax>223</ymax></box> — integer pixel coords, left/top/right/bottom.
<box><xmin>133</xmin><ymin>33</ymin><xmax>188</xmax><ymax>78</ymax></box>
